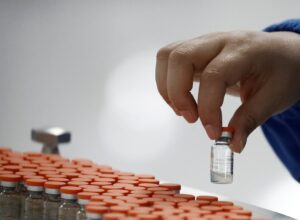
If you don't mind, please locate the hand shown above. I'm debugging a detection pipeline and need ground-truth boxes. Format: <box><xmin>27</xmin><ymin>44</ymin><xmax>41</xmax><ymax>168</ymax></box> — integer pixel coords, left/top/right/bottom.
<box><xmin>155</xmin><ymin>31</ymin><xmax>300</xmax><ymax>152</ymax></box>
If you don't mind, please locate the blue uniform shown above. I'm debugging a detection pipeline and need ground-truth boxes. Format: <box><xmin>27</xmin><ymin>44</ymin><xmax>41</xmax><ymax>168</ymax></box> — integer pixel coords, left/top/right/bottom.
<box><xmin>262</xmin><ymin>19</ymin><xmax>300</xmax><ymax>182</ymax></box>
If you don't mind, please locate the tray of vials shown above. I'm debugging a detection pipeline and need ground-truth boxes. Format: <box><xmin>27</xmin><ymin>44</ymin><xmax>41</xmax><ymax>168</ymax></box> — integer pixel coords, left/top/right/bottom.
<box><xmin>0</xmin><ymin>147</ymin><xmax>295</xmax><ymax>220</ymax></box>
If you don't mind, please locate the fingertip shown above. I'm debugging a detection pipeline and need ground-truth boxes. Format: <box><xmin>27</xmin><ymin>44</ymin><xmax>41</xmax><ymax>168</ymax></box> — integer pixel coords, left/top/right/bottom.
<box><xmin>204</xmin><ymin>124</ymin><xmax>221</xmax><ymax>140</ymax></box>
<box><xmin>180</xmin><ymin>110</ymin><xmax>198</xmax><ymax>123</ymax></box>
<box><xmin>169</xmin><ymin>103</ymin><xmax>182</xmax><ymax>116</ymax></box>
<box><xmin>230</xmin><ymin>134</ymin><xmax>247</xmax><ymax>153</ymax></box>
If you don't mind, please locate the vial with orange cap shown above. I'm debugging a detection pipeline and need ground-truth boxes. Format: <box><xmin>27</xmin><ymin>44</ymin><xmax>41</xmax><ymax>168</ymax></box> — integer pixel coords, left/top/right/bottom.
<box><xmin>43</xmin><ymin>181</ymin><xmax>66</xmax><ymax>220</ymax></box>
<box><xmin>76</xmin><ymin>192</ymin><xmax>99</xmax><ymax>220</ymax></box>
<box><xmin>58</xmin><ymin>186</ymin><xmax>82</xmax><ymax>220</ymax></box>
<box><xmin>24</xmin><ymin>178</ymin><xmax>47</xmax><ymax>220</ymax></box>
<box><xmin>86</xmin><ymin>205</ymin><xmax>108</xmax><ymax>220</ymax></box>
<box><xmin>0</xmin><ymin>174</ymin><xmax>22</xmax><ymax>219</ymax></box>
<box><xmin>210</xmin><ymin>127</ymin><xmax>234</xmax><ymax>184</ymax></box>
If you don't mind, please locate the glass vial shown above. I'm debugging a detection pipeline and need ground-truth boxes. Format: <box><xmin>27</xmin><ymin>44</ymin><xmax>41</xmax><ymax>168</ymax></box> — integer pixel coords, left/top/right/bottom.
<box><xmin>86</xmin><ymin>205</ymin><xmax>108</xmax><ymax>220</ymax></box>
<box><xmin>210</xmin><ymin>127</ymin><xmax>234</xmax><ymax>184</ymax></box>
<box><xmin>24</xmin><ymin>178</ymin><xmax>46</xmax><ymax>220</ymax></box>
<box><xmin>58</xmin><ymin>186</ymin><xmax>82</xmax><ymax>220</ymax></box>
<box><xmin>44</xmin><ymin>181</ymin><xmax>66</xmax><ymax>220</ymax></box>
<box><xmin>19</xmin><ymin>180</ymin><xmax>28</xmax><ymax>220</ymax></box>
<box><xmin>77</xmin><ymin>192</ymin><xmax>99</xmax><ymax>220</ymax></box>
<box><xmin>0</xmin><ymin>174</ymin><xmax>21</xmax><ymax>220</ymax></box>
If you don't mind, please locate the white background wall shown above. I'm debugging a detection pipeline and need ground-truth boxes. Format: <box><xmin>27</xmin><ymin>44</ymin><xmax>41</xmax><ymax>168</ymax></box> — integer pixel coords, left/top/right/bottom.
<box><xmin>0</xmin><ymin>0</ymin><xmax>299</xmax><ymax>218</ymax></box>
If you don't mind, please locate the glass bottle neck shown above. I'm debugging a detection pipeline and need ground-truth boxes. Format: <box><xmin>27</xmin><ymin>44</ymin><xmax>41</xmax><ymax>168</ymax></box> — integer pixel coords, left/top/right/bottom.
<box><xmin>28</xmin><ymin>190</ymin><xmax>44</xmax><ymax>198</ymax></box>
<box><xmin>61</xmin><ymin>198</ymin><xmax>78</xmax><ymax>204</ymax></box>
<box><xmin>215</xmin><ymin>136</ymin><xmax>231</xmax><ymax>145</ymax></box>
<box><xmin>45</xmin><ymin>193</ymin><xmax>61</xmax><ymax>201</ymax></box>
<box><xmin>1</xmin><ymin>186</ymin><xmax>17</xmax><ymax>192</ymax></box>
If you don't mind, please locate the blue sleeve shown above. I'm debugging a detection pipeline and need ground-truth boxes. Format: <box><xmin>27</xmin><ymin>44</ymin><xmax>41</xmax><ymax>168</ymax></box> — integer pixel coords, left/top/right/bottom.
<box><xmin>261</xmin><ymin>19</ymin><xmax>300</xmax><ymax>182</ymax></box>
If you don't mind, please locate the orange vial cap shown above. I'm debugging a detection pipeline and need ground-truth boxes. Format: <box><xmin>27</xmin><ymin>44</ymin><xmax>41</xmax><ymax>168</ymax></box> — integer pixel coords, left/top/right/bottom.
<box><xmin>86</xmin><ymin>205</ymin><xmax>108</xmax><ymax>214</ymax></box>
<box><xmin>222</xmin><ymin>127</ymin><xmax>234</xmax><ymax>132</ymax></box>
<box><xmin>159</xmin><ymin>183</ymin><xmax>181</xmax><ymax>191</ymax></box>
<box><xmin>0</xmin><ymin>174</ymin><xmax>21</xmax><ymax>182</ymax></box>
<box><xmin>196</xmin><ymin>195</ymin><xmax>218</xmax><ymax>202</ymax></box>
<box><xmin>103</xmin><ymin>213</ymin><xmax>126</xmax><ymax>220</ymax></box>
<box><xmin>26</xmin><ymin>178</ymin><xmax>46</xmax><ymax>186</ymax></box>
<box><xmin>78</xmin><ymin>192</ymin><xmax>99</xmax><ymax>200</ymax></box>
<box><xmin>60</xmin><ymin>186</ymin><xmax>82</xmax><ymax>194</ymax></box>
<box><xmin>45</xmin><ymin>181</ymin><xmax>66</xmax><ymax>189</ymax></box>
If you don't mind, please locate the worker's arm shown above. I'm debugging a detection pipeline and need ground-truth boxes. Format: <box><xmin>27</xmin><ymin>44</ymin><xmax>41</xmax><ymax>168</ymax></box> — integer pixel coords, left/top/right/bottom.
<box><xmin>155</xmin><ymin>23</ymin><xmax>300</xmax><ymax>154</ymax></box>
<box><xmin>262</xmin><ymin>19</ymin><xmax>300</xmax><ymax>182</ymax></box>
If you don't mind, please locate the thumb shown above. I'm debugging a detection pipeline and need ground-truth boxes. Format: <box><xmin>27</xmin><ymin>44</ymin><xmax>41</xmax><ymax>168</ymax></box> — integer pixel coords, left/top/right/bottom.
<box><xmin>228</xmin><ymin>93</ymin><xmax>273</xmax><ymax>153</ymax></box>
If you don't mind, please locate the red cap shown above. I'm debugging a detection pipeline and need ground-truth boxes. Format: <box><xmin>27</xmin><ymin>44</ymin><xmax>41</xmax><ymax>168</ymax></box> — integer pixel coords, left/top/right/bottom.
<box><xmin>45</xmin><ymin>181</ymin><xmax>66</xmax><ymax>189</ymax></box>
<box><xmin>103</xmin><ymin>213</ymin><xmax>126</xmax><ymax>220</ymax></box>
<box><xmin>0</xmin><ymin>174</ymin><xmax>21</xmax><ymax>182</ymax></box>
<box><xmin>86</xmin><ymin>205</ymin><xmax>108</xmax><ymax>214</ymax></box>
<box><xmin>222</xmin><ymin>127</ymin><xmax>234</xmax><ymax>133</ymax></box>
<box><xmin>159</xmin><ymin>183</ymin><xmax>181</xmax><ymax>191</ymax></box>
<box><xmin>78</xmin><ymin>192</ymin><xmax>99</xmax><ymax>200</ymax></box>
<box><xmin>60</xmin><ymin>186</ymin><xmax>82</xmax><ymax>195</ymax></box>
<box><xmin>26</xmin><ymin>178</ymin><xmax>46</xmax><ymax>186</ymax></box>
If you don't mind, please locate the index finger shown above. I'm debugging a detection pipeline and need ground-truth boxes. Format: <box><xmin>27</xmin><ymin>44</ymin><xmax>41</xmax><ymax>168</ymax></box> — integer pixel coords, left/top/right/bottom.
<box><xmin>166</xmin><ymin>36</ymin><xmax>226</xmax><ymax>123</ymax></box>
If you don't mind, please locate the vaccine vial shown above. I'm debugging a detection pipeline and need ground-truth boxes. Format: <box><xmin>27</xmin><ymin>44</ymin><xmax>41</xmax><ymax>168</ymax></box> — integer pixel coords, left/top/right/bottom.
<box><xmin>44</xmin><ymin>181</ymin><xmax>66</xmax><ymax>220</ymax></box>
<box><xmin>160</xmin><ymin>183</ymin><xmax>181</xmax><ymax>194</ymax></box>
<box><xmin>210</xmin><ymin>127</ymin><xmax>234</xmax><ymax>184</ymax></box>
<box><xmin>58</xmin><ymin>186</ymin><xmax>82</xmax><ymax>220</ymax></box>
<box><xmin>0</xmin><ymin>174</ymin><xmax>21</xmax><ymax>220</ymax></box>
<box><xmin>15</xmin><ymin>171</ymin><xmax>36</xmax><ymax>220</ymax></box>
<box><xmin>24</xmin><ymin>178</ymin><xmax>47</xmax><ymax>220</ymax></box>
<box><xmin>77</xmin><ymin>192</ymin><xmax>99</xmax><ymax>220</ymax></box>
<box><xmin>86</xmin><ymin>205</ymin><xmax>108</xmax><ymax>220</ymax></box>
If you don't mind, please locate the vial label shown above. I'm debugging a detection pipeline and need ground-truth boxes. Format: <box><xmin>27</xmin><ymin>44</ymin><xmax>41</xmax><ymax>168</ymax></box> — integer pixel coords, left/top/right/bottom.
<box><xmin>211</xmin><ymin>145</ymin><xmax>233</xmax><ymax>184</ymax></box>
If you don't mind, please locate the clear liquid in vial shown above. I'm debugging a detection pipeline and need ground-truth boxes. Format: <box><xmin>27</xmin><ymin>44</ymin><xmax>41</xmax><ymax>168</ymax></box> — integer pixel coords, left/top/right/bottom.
<box><xmin>210</xmin><ymin>141</ymin><xmax>233</xmax><ymax>184</ymax></box>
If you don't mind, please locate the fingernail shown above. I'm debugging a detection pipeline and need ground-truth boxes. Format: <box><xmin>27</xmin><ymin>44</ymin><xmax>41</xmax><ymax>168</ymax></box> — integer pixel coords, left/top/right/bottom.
<box><xmin>230</xmin><ymin>140</ymin><xmax>245</xmax><ymax>153</ymax></box>
<box><xmin>169</xmin><ymin>103</ymin><xmax>181</xmax><ymax>116</ymax></box>
<box><xmin>204</xmin><ymin>124</ymin><xmax>218</xmax><ymax>139</ymax></box>
<box><xmin>180</xmin><ymin>111</ymin><xmax>194</xmax><ymax>122</ymax></box>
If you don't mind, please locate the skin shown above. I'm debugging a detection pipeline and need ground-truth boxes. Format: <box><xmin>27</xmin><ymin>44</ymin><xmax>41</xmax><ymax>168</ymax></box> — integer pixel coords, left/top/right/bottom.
<box><xmin>155</xmin><ymin>31</ymin><xmax>300</xmax><ymax>153</ymax></box>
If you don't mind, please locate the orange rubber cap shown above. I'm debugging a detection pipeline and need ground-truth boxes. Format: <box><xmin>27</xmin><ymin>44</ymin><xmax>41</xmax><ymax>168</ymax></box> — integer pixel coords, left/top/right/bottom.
<box><xmin>230</xmin><ymin>209</ymin><xmax>252</xmax><ymax>216</ymax></box>
<box><xmin>48</xmin><ymin>177</ymin><xmax>69</xmax><ymax>182</ymax></box>
<box><xmin>26</xmin><ymin>178</ymin><xmax>46</xmax><ymax>186</ymax></box>
<box><xmin>23</xmin><ymin>175</ymin><xmax>44</xmax><ymax>181</ymax></box>
<box><xmin>0</xmin><ymin>170</ymin><xmax>14</xmax><ymax>175</ymax></box>
<box><xmin>86</xmin><ymin>205</ymin><xmax>108</xmax><ymax>214</ymax></box>
<box><xmin>67</xmin><ymin>181</ymin><xmax>88</xmax><ymax>187</ymax></box>
<box><xmin>110</xmin><ymin>205</ymin><xmax>131</xmax><ymax>214</ymax></box>
<box><xmin>60</xmin><ymin>186</ymin><xmax>82</xmax><ymax>195</ymax></box>
<box><xmin>103</xmin><ymin>213</ymin><xmax>126</xmax><ymax>220</ymax></box>
<box><xmin>159</xmin><ymin>183</ymin><xmax>181</xmax><ymax>191</ymax></box>
<box><xmin>45</xmin><ymin>181</ymin><xmax>66</xmax><ymax>189</ymax></box>
<box><xmin>0</xmin><ymin>174</ymin><xmax>21</xmax><ymax>182</ymax></box>
<box><xmin>222</xmin><ymin>127</ymin><xmax>234</xmax><ymax>132</ymax></box>
<box><xmin>83</xmin><ymin>188</ymin><xmax>105</xmax><ymax>194</ymax></box>
<box><xmin>78</xmin><ymin>192</ymin><xmax>99</xmax><ymax>199</ymax></box>
<box><xmin>196</xmin><ymin>195</ymin><xmax>218</xmax><ymax>202</ymax></box>
<box><xmin>3</xmin><ymin>165</ymin><xmax>21</xmax><ymax>172</ymax></box>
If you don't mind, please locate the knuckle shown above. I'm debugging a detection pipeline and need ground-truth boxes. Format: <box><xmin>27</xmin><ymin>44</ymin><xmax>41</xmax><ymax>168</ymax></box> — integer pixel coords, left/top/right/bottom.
<box><xmin>228</xmin><ymin>31</ymin><xmax>253</xmax><ymax>43</ymax></box>
<box><xmin>243</xmin><ymin>112</ymin><xmax>258</xmax><ymax>132</ymax></box>
<box><xmin>169</xmin><ymin>48</ymin><xmax>190</xmax><ymax>63</ymax></box>
<box><xmin>226</xmin><ymin>31</ymin><xmax>256</xmax><ymax>54</ymax></box>
<box><xmin>156</xmin><ymin>47</ymin><xmax>172</xmax><ymax>60</ymax></box>
<box><xmin>201</xmin><ymin>67</ymin><xmax>223</xmax><ymax>81</ymax></box>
